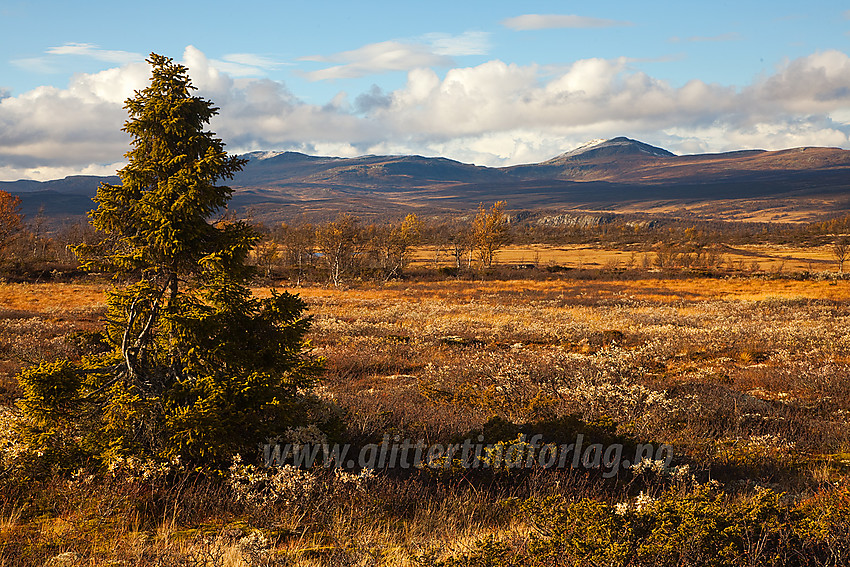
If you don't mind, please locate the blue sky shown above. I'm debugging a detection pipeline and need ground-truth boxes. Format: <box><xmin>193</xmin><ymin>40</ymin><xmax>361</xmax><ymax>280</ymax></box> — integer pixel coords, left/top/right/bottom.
<box><xmin>2</xmin><ymin>0</ymin><xmax>850</xmax><ymax>180</ymax></box>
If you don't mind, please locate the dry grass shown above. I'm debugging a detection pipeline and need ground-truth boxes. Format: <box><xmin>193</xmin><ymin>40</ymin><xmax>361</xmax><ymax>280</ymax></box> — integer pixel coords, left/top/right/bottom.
<box><xmin>411</xmin><ymin>243</ymin><xmax>842</xmax><ymax>273</ymax></box>
<box><xmin>6</xmin><ymin>276</ymin><xmax>850</xmax><ymax>313</ymax></box>
<box><xmin>269</xmin><ymin>276</ymin><xmax>850</xmax><ymax>303</ymax></box>
<box><xmin>0</xmin><ymin>283</ymin><xmax>107</xmax><ymax>401</ymax></box>
<box><xmin>1</xmin><ymin>274</ymin><xmax>849</xmax><ymax>565</ymax></box>
<box><xmin>0</xmin><ymin>283</ymin><xmax>108</xmax><ymax>312</ymax></box>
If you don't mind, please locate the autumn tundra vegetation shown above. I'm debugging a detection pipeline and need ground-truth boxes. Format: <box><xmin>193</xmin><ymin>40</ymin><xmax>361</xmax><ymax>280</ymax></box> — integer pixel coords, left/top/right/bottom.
<box><xmin>0</xmin><ymin>54</ymin><xmax>849</xmax><ymax>566</ymax></box>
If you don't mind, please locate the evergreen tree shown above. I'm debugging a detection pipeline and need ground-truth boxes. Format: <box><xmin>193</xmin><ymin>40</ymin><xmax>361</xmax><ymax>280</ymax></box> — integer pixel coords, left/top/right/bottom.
<box><xmin>17</xmin><ymin>54</ymin><xmax>322</xmax><ymax>466</ymax></box>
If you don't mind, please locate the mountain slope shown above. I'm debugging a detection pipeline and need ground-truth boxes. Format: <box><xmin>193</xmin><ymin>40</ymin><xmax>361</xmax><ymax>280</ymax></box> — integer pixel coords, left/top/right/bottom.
<box><xmin>233</xmin><ymin>151</ymin><xmax>508</xmax><ymax>189</ymax></box>
<box><xmin>4</xmin><ymin>138</ymin><xmax>850</xmax><ymax>224</ymax></box>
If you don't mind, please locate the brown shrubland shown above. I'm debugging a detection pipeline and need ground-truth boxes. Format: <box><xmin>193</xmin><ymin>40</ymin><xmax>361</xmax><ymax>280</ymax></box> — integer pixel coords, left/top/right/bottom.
<box><xmin>1</xmin><ymin>273</ymin><xmax>849</xmax><ymax>565</ymax></box>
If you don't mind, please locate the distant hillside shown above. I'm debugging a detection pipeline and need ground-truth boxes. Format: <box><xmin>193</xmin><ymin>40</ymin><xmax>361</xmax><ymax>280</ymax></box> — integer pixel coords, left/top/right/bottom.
<box><xmin>4</xmin><ymin>138</ymin><xmax>850</xmax><ymax>225</ymax></box>
<box><xmin>0</xmin><ymin>175</ymin><xmax>119</xmax><ymax>222</ymax></box>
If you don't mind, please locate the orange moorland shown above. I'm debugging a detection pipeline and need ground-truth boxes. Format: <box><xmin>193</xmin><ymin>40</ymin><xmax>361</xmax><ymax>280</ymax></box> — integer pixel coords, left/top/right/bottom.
<box><xmin>3</xmin><ymin>276</ymin><xmax>850</xmax><ymax>315</ymax></box>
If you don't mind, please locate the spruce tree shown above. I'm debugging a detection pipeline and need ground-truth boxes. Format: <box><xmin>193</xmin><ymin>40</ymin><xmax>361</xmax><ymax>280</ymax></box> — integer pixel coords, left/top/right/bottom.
<box><xmin>17</xmin><ymin>54</ymin><xmax>322</xmax><ymax>466</ymax></box>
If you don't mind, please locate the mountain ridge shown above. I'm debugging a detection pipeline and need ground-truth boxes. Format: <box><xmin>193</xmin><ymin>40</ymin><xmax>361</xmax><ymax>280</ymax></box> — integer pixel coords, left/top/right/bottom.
<box><xmin>5</xmin><ymin>137</ymin><xmax>850</xmax><ymax>224</ymax></box>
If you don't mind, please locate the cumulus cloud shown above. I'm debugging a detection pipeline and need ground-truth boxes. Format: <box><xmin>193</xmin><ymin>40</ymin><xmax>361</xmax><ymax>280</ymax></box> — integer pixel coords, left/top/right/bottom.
<box><xmin>0</xmin><ymin>60</ymin><xmax>150</xmax><ymax>175</ymax></box>
<box><xmin>502</xmin><ymin>14</ymin><xmax>631</xmax><ymax>30</ymax></box>
<box><xmin>748</xmin><ymin>50</ymin><xmax>850</xmax><ymax>114</ymax></box>
<box><xmin>182</xmin><ymin>48</ymin><xmax>373</xmax><ymax>149</ymax></box>
<box><xmin>368</xmin><ymin>58</ymin><xmax>741</xmax><ymax>139</ymax></box>
<box><xmin>355</xmin><ymin>85</ymin><xmax>392</xmax><ymax>114</ymax></box>
<box><xmin>3</xmin><ymin>46</ymin><xmax>850</xmax><ymax>180</ymax></box>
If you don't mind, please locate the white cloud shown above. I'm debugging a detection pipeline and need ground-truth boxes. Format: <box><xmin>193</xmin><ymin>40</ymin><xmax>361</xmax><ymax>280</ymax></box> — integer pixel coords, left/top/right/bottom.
<box><xmin>371</xmin><ymin>58</ymin><xmax>727</xmax><ymax>138</ymax></box>
<box><xmin>0</xmin><ymin>58</ymin><xmax>153</xmax><ymax>173</ymax></box>
<box><xmin>68</xmin><ymin>61</ymin><xmax>152</xmax><ymax>104</ymax></box>
<box><xmin>11</xmin><ymin>43</ymin><xmax>144</xmax><ymax>76</ymax></box>
<box><xmin>222</xmin><ymin>53</ymin><xmax>284</xmax><ymax>69</ymax></box>
<box><xmin>299</xmin><ymin>31</ymin><xmax>490</xmax><ymax>82</ymax></box>
<box><xmin>207</xmin><ymin>53</ymin><xmax>287</xmax><ymax>77</ymax></box>
<box><xmin>3</xmin><ymin>46</ymin><xmax>850</xmax><ymax>180</ymax></box>
<box><xmin>747</xmin><ymin>50</ymin><xmax>850</xmax><ymax>114</ymax></box>
<box><xmin>46</xmin><ymin>43</ymin><xmax>144</xmax><ymax>64</ymax></box>
<box><xmin>664</xmin><ymin>122</ymin><xmax>850</xmax><ymax>155</ymax></box>
<box><xmin>182</xmin><ymin>46</ymin><xmax>235</xmax><ymax>94</ymax></box>
<box><xmin>423</xmin><ymin>31</ymin><xmax>491</xmax><ymax>56</ymax></box>
<box><xmin>0</xmin><ymin>161</ymin><xmax>124</xmax><ymax>184</ymax></box>
<box><xmin>502</xmin><ymin>14</ymin><xmax>631</xmax><ymax>31</ymax></box>
<box><xmin>301</xmin><ymin>40</ymin><xmax>453</xmax><ymax>80</ymax></box>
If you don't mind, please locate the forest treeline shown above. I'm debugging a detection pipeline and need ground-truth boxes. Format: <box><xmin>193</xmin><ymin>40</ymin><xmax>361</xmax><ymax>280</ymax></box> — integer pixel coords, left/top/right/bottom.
<box><xmin>2</xmin><ymin>186</ymin><xmax>850</xmax><ymax>283</ymax></box>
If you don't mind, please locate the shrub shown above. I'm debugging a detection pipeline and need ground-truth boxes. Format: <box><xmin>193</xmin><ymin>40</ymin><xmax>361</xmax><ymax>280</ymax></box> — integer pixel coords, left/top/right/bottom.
<box><xmin>518</xmin><ymin>485</ymin><xmax>850</xmax><ymax>567</ymax></box>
